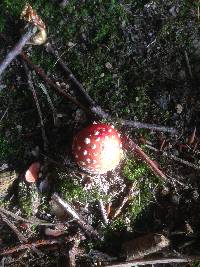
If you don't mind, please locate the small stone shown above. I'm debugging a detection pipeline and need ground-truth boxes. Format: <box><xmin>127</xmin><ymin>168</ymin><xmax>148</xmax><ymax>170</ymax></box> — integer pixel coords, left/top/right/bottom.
<box><xmin>31</xmin><ymin>146</ymin><xmax>40</xmax><ymax>157</ymax></box>
<box><xmin>67</xmin><ymin>41</ymin><xmax>76</xmax><ymax>47</ymax></box>
<box><xmin>169</xmin><ymin>6</ymin><xmax>178</xmax><ymax>17</ymax></box>
<box><xmin>176</xmin><ymin>104</ymin><xmax>183</xmax><ymax>114</ymax></box>
<box><xmin>16</xmin><ymin>125</ymin><xmax>22</xmax><ymax>133</ymax></box>
<box><xmin>105</xmin><ymin>62</ymin><xmax>112</xmax><ymax>70</ymax></box>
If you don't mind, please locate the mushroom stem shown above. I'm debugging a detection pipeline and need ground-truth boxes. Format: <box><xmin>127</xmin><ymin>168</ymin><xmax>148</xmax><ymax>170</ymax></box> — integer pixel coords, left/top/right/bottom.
<box><xmin>0</xmin><ymin>25</ymin><xmax>37</xmax><ymax>78</ymax></box>
<box><xmin>122</xmin><ymin>135</ymin><xmax>167</xmax><ymax>181</ymax></box>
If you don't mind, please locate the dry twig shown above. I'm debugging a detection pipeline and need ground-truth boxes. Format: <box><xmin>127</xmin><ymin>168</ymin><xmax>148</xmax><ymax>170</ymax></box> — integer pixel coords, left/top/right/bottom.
<box><xmin>145</xmin><ymin>144</ymin><xmax>200</xmax><ymax>170</ymax></box>
<box><xmin>52</xmin><ymin>193</ymin><xmax>99</xmax><ymax>239</ymax></box>
<box><xmin>106</xmin><ymin>257</ymin><xmax>200</xmax><ymax>267</ymax></box>
<box><xmin>122</xmin><ymin>233</ymin><xmax>169</xmax><ymax>261</ymax></box>
<box><xmin>184</xmin><ymin>50</ymin><xmax>193</xmax><ymax>79</ymax></box>
<box><xmin>0</xmin><ymin>25</ymin><xmax>37</xmax><ymax>78</ymax></box>
<box><xmin>45</xmin><ymin>42</ymin><xmax>96</xmax><ymax>108</ymax></box>
<box><xmin>0</xmin><ymin>212</ymin><xmax>28</xmax><ymax>243</ymax></box>
<box><xmin>0</xmin><ymin>239</ymin><xmax>60</xmax><ymax>256</ymax></box>
<box><xmin>20</xmin><ymin>52</ymin><xmax>89</xmax><ymax>113</ymax></box>
<box><xmin>23</xmin><ymin>62</ymin><xmax>48</xmax><ymax>152</ymax></box>
<box><xmin>123</xmin><ymin>135</ymin><xmax>167</xmax><ymax>180</ymax></box>
<box><xmin>110</xmin><ymin>182</ymin><xmax>138</xmax><ymax>219</ymax></box>
<box><xmin>0</xmin><ymin>33</ymin><xmax>177</xmax><ymax>134</ymax></box>
<box><xmin>0</xmin><ymin>206</ymin><xmax>55</xmax><ymax>226</ymax></box>
<box><xmin>44</xmin><ymin>42</ymin><xmax>177</xmax><ymax>134</ymax></box>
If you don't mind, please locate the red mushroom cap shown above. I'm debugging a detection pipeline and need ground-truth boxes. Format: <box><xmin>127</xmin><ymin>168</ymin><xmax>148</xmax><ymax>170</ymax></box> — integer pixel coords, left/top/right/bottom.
<box><xmin>72</xmin><ymin>123</ymin><xmax>123</xmax><ymax>174</ymax></box>
<box><xmin>25</xmin><ymin>162</ymin><xmax>40</xmax><ymax>183</ymax></box>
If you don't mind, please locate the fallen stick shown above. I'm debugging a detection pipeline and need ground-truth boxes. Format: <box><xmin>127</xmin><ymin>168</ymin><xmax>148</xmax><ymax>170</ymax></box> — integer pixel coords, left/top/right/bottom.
<box><xmin>44</xmin><ymin>42</ymin><xmax>177</xmax><ymax>134</ymax></box>
<box><xmin>122</xmin><ymin>233</ymin><xmax>169</xmax><ymax>261</ymax></box>
<box><xmin>145</xmin><ymin>144</ymin><xmax>200</xmax><ymax>170</ymax></box>
<box><xmin>23</xmin><ymin>62</ymin><xmax>48</xmax><ymax>152</ymax></box>
<box><xmin>0</xmin><ymin>33</ymin><xmax>177</xmax><ymax>134</ymax></box>
<box><xmin>52</xmin><ymin>193</ymin><xmax>99</xmax><ymax>240</ymax></box>
<box><xmin>106</xmin><ymin>257</ymin><xmax>200</xmax><ymax>267</ymax></box>
<box><xmin>118</xmin><ymin>119</ymin><xmax>176</xmax><ymax>134</ymax></box>
<box><xmin>19</xmin><ymin>52</ymin><xmax>89</xmax><ymax>114</ymax></box>
<box><xmin>110</xmin><ymin>182</ymin><xmax>138</xmax><ymax>219</ymax></box>
<box><xmin>123</xmin><ymin>135</ymin><xmax>167</xmax><ymax>181</ymax></box>
<box><xmin>0</xmin><ymin>239</ymin><xmax>60</xmax><ymax>256</ymax></box>
<box><xmin>0</xmin><ymin>212</ymin><xmax>28</xmax><ymax>243</ymax></box>
<box><xmin>45</xmin><ymin>42</ymin><xmax>96</xmax><ymax>108</ymax></box>
<box><xmin>0</xmin><ymin>206</ymin><xmax>55</xmax><ymax>226</ymax></box>
<box><xmin>0</xmin><ymin>25</ymin><xmax>37</xmax><ymax>78</ymax></box>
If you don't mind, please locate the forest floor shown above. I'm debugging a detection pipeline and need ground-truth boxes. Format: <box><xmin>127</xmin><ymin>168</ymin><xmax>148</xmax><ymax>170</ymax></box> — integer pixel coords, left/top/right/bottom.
<box><xmin>1</xmin><ymin>0</ymin><xmax>200</xmax><ymax>266</ymax></box>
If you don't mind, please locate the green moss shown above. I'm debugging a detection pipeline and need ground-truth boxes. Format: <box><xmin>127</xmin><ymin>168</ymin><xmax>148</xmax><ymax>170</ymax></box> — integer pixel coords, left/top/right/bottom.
<box><xmin>56</xmin><ymin>173</ymin><xmax>101</xmax><ymax>203</ymax></box>
<box><xmin>123</xmin><ymin>158</ymin><xmax>148</xmax><ymax>181</ymax></box>
<box><xmin>122</xmin><ymin>157</ymin><xmax>161</xmax><ymax>220</ymax></box>
<box><xmin>193</xmin><ymin>262</ymin><xmax>200</xmax><ymax>267</ymax></box>
<box><xmin>18</xmin><ymin>181</ymin><xmax>33</xmax><ymax>217</ymax></box>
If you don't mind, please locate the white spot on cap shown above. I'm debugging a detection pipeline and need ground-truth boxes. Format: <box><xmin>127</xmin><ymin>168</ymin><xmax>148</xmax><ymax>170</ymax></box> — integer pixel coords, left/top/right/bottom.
<box><xmin>91</xmin><ymin>144</ymin><xmax>96</xmax><ymax>149</ymax></box>
<box><xmin>83</xmin><ymin>150</ymin><xmax>87</xmax><ymax>155</ymax></box>
<box><xmin>118</xmin><ymin>133</ymin><xmax>121</xmax><ymax>137</ymax></box>
<box><xmin>93</xmin><ymin>153</ymin><xmax>98</xmax><ymax>156</ymax></box>
<box><xmin>93</xmin><ymin>159</ymin><xmax>97</xmax><ymax>163</ymax></box>
<box><xmin>75</xmin><ymin>154</ymin><xmax>79</xmax><ymax>158</ymax></box>
<box><xmin>108</xmin><ymin>129</ymin><xmax>112</xmax><ymax>132</ymax></box>
<box><xmin>80</xmin><ymin>161</ymin><xmax>86</xmax><ymax>166</ymax></box>
<box><xmin>84</xmin><ymin>138</ymin><xmax>90</xmax><ymax>144</ymax></box>
<box><xmin>86</xmin><ymin>158</ymin><xmax>91</xmax><ymax>163</ymax></box>
<box><xmin>94</xmin><ymin>131</ymin><xmax>100</xmax><ymax>135</ymax></box>
<box><xmin>78</xmin><ymin>146</ymin><xmax>81</xmax><ymax>150</ymax></box>
<box><xmin>120</xmin><ymin>143</ymin><xmax>122</xmax><ymax>148</ymax></box>
<box><xmin>111</xmin><ymin>125</ymin><xmax>115</xmax><ymax>129</ymax></box>
<box><xmin>96</xmin><ymin>137</ymin><xmax>100</xmax><ymax>141</ymax></box>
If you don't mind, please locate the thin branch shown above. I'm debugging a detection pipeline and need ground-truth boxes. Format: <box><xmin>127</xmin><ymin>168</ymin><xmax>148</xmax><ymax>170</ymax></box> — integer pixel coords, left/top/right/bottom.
<box><xmin>45</xmin><ymin>42</ymin><xmax>96</xmax><ymax>108</ymax></box>
<box><xmin>0</xmin><ymin>33</ymin><xmax>177</xmax><ymax>134</ymax></box>
<box><xmin>184</xmin><ymin>50</ymin><xmax>193</xmax><ymax>79</ymax></box>
<box><xmin>106</xmin><ymin>257</ymin><xmax>200</xmax><ymax>267</ymax></box>
<box><xmin>52</xmin><ymin>193</ymin><xmax>99</xmax><ymax>239</ymax></box>
<box><xmin>0</xmin><ymin>212</ymin><xmax>28</xmax><ymax>243</ymax></box>
<box><xmin>0</xmin><ymin>25</ymin><xmax>37</xmax><ymax>78</ymax></box>
<box><xmin>38</xmin><ymin>83</ymin><xmax>58</xmax><ymax>125</ymax></box>
<box><xmin>0</xmin><ymin>107</ymin><xmax>9</xmax><ymax>123</ymax></box>
<box><xmin>123</xmin><ymin>135</ymin><xmax>167</xmax><ymax>180</ymax></box>
<box><xmin>19</xmin><ymin>52</ymin><xmax>89</xmax><ymax>114</ymax></box>
<box><xmin>122</xmin><ymin>233</ymin><xmax>169</xmax><ymax>261</ymax></box>
<box><xmin>145</xmin><ymin>144</ymin><xmax>200</xmax><ymax>170</ymax></box>
<box><xmin>44</xmin><ymin>42</ymin><xmax>177</xmax><ymax>134</ymax></box>
<box><xmin>0</xmin><ymin>239</ymin><xmax>60</xmax><ymax>256</ymax></box>
<box><xmin>0</xmin><ymin>206</ymin><xmax>55</xmax><ymax>226</ymax></box>
<box><xmin>118</xmin><ymin>119</ymin><xmax>177</xmax><ymax>134</ymax></box>
<box><xmin>23</xmin><ymin>62</ymin><xmax>48</xmax><ymax>152</ymax></box>
<box><xmin>110</xmin><ymin>182</ymin><xmax>138</xmax><ymax>219</ymax></box>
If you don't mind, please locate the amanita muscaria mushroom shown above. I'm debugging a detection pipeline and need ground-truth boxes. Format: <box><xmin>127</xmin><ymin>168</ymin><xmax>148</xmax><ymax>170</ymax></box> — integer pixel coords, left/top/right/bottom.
<box><xmin>72</xmin><ymin>123</ymin><xmax>123</xmax><ymax>174</ymax></box>
<box><xmin>72</xmin><ymin>123</ymin><xmax>167</xmax><ymax>180</ymax></box>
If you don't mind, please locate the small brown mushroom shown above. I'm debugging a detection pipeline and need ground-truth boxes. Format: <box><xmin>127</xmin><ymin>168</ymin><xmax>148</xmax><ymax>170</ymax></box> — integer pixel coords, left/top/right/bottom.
<box><xmin>25</xmin><ymin>162</ymin><xmax>40</xmax><ymax>183</ymax></box>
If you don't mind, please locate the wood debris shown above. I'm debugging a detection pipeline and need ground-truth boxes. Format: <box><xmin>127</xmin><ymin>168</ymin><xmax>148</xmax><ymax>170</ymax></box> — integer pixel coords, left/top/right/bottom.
<box><xmin>122</xmin><ymin>233</ymin><xmax>170</xmax><ymax>261</ymax></box>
